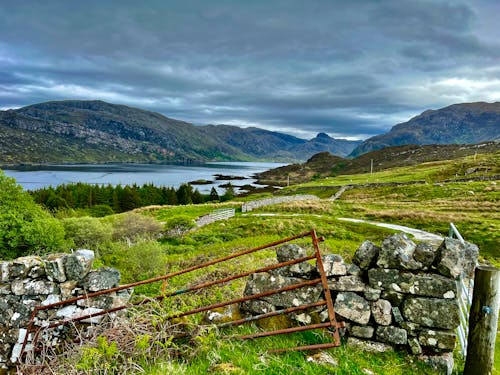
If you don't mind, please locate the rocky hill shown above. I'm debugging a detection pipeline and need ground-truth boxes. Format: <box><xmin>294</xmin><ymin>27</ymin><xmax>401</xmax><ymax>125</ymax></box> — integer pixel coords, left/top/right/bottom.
<box><xmin>0</xmin><ymin>100</ymin><xmax>360</xmax><ymax>164</ymax></box>
<box><xmin>349</xmin><ymin>102</ymin><xmax>500</xmax><ymax>157</ymax></box>
<box><xmin>257</xmin><ymin>142</ymin><xmax>500</xmax><ymax>185</ymax></box>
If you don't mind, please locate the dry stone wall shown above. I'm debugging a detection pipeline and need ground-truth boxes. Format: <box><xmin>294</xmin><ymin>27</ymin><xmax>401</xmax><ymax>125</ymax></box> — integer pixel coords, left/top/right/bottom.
<box><xmin>0</xmin><ymin>250</ymin><xmax>130</xmax><ymax>370</ymax></box>
<box><xmin>240</xmin><ymin>233</ymin><xmax>479</xmax><ymax>375</ymax></box>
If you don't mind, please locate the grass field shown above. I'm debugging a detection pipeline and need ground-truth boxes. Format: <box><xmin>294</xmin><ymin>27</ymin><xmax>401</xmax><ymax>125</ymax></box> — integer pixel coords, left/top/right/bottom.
<box><xmin>24</xmin><ymin>152</ymin><xmax>498</xmax><ymax>374</ymax></box>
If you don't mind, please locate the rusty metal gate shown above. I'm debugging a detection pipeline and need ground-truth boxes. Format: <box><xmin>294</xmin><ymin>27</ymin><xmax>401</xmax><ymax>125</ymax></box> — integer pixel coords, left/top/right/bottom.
<box><xmin>21</xmin><ymin>229</ymin><xmax>342</xmax><ymax>358</ymax></box>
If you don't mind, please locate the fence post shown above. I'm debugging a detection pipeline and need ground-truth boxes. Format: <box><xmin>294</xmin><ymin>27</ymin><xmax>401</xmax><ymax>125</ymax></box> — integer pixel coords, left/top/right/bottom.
<box><xmin>463</xmin><ymin>265</ymin><xmax>500</xmax><ymax>375</ymax></box>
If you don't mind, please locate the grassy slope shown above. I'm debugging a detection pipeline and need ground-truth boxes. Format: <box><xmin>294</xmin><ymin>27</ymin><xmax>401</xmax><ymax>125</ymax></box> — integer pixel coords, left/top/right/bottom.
<box><xmin>46</xmin><ymin>152</ymin><xmax>498</xmax><ymax>374</ymax></box>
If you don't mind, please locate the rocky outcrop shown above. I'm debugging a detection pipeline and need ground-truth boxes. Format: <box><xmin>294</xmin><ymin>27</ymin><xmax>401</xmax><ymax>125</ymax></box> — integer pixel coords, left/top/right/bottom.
<box><xmin>0</xmin><ymin>250</ymin><xmax>130</xmax><ymax>369</ymax></box>
<box><xmin>240</xmin><ymin>233</ymin><xmax>478</xmax><ymax>374</ymax></box>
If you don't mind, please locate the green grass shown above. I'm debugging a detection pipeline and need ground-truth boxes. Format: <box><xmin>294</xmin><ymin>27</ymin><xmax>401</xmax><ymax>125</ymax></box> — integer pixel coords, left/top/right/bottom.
<box><xmin>38</xmin><ymin>151</ymin><xmax>499</xmax><ymax>374</ymax></box>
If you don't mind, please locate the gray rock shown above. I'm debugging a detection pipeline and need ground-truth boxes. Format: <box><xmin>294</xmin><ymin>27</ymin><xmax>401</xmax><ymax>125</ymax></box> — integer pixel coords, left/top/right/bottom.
<box><xmin>10</xmin><ymin>257</ymin><xmax>43</xmax><ymax>279</ymax></box>
<box><xmin>434</xmin><ymin>238</ymin><xmax>479</xmax><ymax>279</ymax></box>
<box><xmin>320</xmin><ymin>254</ymin><xmax>346</xmax><ymax>277</ymax></box>
<box><xmin>350</xmin><ymin>325</ymin><xmax>374</xmax><ymax>338</ymax></box>
<box><xmin>270</xmin><ymin>262</ymin><xmax>316</xmax><ymax>280</ymax></box>
<box><xmin>276</xmin><ymin>244</ymin><xmax>307</xmax><ymax>263</ymax></box>
<box><xmin>420</xmin><ymin>353</ymin><xmax>454</xmax><ymax>375</ymax></box>
<box><xmin>334</xmin><ymin>292</ymin><xmax>371</xmax><ymax>325</ymax></box>
<box><xmin>353</xmin><ymin>241</ymin><xmax>380</xmax><ymax>269</ymax></box>
<box><xmin>377</xmin><ymin>233</ymin><xmax>422</xmax><ymax>270</ymax></box>
<box><xmin>408</xmin><ymin>337</ymin><xmax>422</xmax><ymax>355</ymax></box>
<box><xmin>11</xmin><ymin>279</ymin><xmax>58</xmax><ymax>296</ymax></box>
<box><xmin>376</xmin><ymin>326</ymin><xmax>407</xmax><ymax>345</ymax></box>
<box><xmin>44</xmin><ymin>254</ymin><xmax>67</xmax><ymax>283</ymax></box>
<box><xmin>414</xmin><ymin>242</ymin><xmax>436</xmax><ymax>268</ymax></box>
<box><xmin>81</xmin><ymin>267</ymin><xmax>120</xmax><ymax>292</ymax></box>
<box><xmin>77</xmin><ymin>294</ymin><xmax>115</xmax><ymax>309</ymax></box>
<box><xmin>392</xmin><ymin>307</ymin><xmax>404</xmax><ymax>324</ymax></box>
<box><xmin>400</xmin><ymin>321</ymin><xmax>421</xmax><ymax>336</ymax></box>
<box><xmin>419</xmin><ymin>330</ymin><xmax>456</xmax><ymax>351</ymax></box>
<box><xmin>381</xmin><ymin>290</ymin><xmax>406</xmax><ymax>307</ymax></box>
<box><xmin>328</xmin><ymin>275</ymin><xmax>365</xmax><ymax>292</ymax></box>
<box><xmin>0</xmin><ymin>262</ymin><xmax>9</xmax><ymax>282</ymax></box>
<box><xmin>346</xmin><ymin>263</ymin><xmax>362</xmax><ymax>276</ymax></box>
<box><xmin>407</xmin><ymin>273</ymin><xmax>457</xmax><ymax>299</ymax></box>
<box><xmin>402</xmin><ymin>297</ymin><xmax>459</xmax><ymax>329</ymax></box>
<box><xmin>364</xmin><ymin>286</ymin><xmax>381</xmax><ymax>301</ymax></box>
<box><xmin>64</xmin><ymin>251</ymin><xmax>93</xmax><ymax>281</ymax></box>
<box><xmin>0</xmin><ymin>284</ymin><xmax>10</xmax><ymax>295</ymax></box>
<box><xmin>347</xmin><ymin>337</ymin><xmax>393</xmax><ymax>352</ymax></box>
<box><xmin>243</xmin><ymin>273</ymin><xmax>322</xmax><ymax>308</ymax></box>
<box><xmin>371</xmin><ymin>299</ymin><xmax>392</xmax><ymax>325</ymax></box>
<box><xmin>368</xmin><ymin>268</ymin><xmax>413</xmax><ymax>293</ymax></box>
<box><xmin>240</xmin><ymin>299</ymin><xmax>276</xmax><ymax>315</ymax></box>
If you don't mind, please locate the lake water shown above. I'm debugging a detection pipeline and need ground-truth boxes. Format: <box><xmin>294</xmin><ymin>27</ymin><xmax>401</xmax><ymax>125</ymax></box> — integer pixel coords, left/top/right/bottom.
<box><xmin>2</xmin><ymin>162</ymin><xmax>286</xmax><ymax>194</ymax></box>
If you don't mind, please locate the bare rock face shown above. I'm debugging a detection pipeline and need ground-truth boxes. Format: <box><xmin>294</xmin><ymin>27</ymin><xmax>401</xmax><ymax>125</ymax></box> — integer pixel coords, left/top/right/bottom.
<box><xmin>353</xmin><ymin>241</ymin><xmax>380</xmax><ymax>270</ymax></box>
<box><xmin>433</xmin><ymin>238</ymin><xmax>479</xmax><ymax>279</ymax></box>
<box><xmin>377</xmin><ymin>233</ymin><xmax>422</xmax><ymax>270</ymax></box>
<box><xmin>420</xmin><ymin>353</ymin><xmax>454</xmax><ymax>375</ymax></box>
<box><xmin>334</xmin><ymin>292</ymin><xmax>371</xmax><ymax>325</ymax></box>
<box><xmin>402</xmin><ymin>297</ymin><xmax>459</xmax><ymax>330</ymax></box>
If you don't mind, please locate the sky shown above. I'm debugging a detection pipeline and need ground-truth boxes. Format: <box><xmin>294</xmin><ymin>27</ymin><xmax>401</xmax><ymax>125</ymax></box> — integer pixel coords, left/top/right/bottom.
<box><xmin>0</xmin><ymin>0</ymin><xmax>499</xmax><ymax>141</ymax></box>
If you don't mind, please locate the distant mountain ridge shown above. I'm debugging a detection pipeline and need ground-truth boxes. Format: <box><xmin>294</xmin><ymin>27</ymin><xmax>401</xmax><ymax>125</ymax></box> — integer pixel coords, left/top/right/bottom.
<box><xmin>349</xmin><ymin>102</ymin><xmax>500</xmax><ymax>157</ymax></box>
<box><xmin>0</xmin><ymin>100</ymin><xmax>360</xmax><ymax>164</ymax></box>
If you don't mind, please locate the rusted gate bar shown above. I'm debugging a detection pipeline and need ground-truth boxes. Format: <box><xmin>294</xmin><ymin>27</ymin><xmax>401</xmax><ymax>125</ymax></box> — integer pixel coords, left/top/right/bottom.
<box><xmin>21</xmin><ymin>229</ymin><xmax>342</xmax><ymax>358</ymax></box>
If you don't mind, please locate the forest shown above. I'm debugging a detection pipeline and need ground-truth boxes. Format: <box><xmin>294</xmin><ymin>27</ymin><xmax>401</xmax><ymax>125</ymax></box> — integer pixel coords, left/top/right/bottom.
<box><xmin>30</xmin><ymin>182</ymin><xmax>233</xmax><ymax>215</ymax></box>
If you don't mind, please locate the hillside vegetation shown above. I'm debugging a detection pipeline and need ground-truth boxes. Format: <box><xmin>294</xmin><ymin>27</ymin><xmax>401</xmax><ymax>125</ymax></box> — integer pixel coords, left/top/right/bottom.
<box><xmin>4</xmin><ymin>150</ymin><xmax>499</xmax><ymax>374</ymax></box>
<box><xmin>0</xmin><ymin>100</ymin><xmax>359</xmax><ymax>164</ymax></box>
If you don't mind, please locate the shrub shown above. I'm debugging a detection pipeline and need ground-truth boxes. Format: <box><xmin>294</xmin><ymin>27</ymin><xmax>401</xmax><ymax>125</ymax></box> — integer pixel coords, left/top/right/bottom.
<box><xmin>0</xmin><ymin>171</ymin><xmax>66</xmax><ymax>259</ymax></box>
<box><xmin>62</xmin><ymin>216</ymin><xmax>112</xmax><ymax>250</ymax></box>
<box><xmin>112</xmin><ymin>212</ymin><xmax>163</xmax><ymax>242</ymax></box>
<box><xmin>164</xmin><ymin>215</ymin><xmax>196</xmax><ymax>237</ymax></box>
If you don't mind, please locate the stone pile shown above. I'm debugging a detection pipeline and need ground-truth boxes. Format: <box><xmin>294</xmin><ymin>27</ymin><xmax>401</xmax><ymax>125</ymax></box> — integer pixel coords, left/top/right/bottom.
<box><xmin>240</xmin><ymin>234</ymin><xmax>478</xmax><ymax>374</ymax></box>
<box><xmin>0</xmin><ymin>250</ymin><xmax>130</xmax><ymax>369</ymax></box>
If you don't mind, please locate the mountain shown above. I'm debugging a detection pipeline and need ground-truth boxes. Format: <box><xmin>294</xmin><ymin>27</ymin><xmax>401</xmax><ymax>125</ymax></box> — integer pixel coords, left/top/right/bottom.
<box><xmin>349</xmin><ymin>102</ymin><xmax>500</xmax><ymax>157</ymax></box>
<box><xmin>257</xmin><ymin>141</ymin><xmax>500</xmax><ymax>186</ymax></box>
<box><xmin>0</xmin><ymin>100</ymin><xmax>360</xmax><ymax>164</ymax></box>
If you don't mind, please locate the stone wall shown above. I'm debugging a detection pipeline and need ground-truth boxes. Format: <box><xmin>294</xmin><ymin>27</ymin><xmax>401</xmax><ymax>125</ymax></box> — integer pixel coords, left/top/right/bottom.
<box><xmin>241</xmin><ymin>194</ymin><xmax>320</xmax><ymax>212</ymax></box>
<box><xmin>240</xmin><ymin>233</ymin><xmax>479</xmax><ymax>374</ymax></box>
<box><xmin>0</xmin><ymin>250</ymin><xmax>130</xmax><ymax>370</ymax></box>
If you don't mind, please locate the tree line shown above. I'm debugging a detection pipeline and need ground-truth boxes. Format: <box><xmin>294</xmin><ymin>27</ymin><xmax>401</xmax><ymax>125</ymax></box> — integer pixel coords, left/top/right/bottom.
<box><xmin>31</xmin><ymin>182</ymin><xmax>234</xmax><ymax>214</ymax></box>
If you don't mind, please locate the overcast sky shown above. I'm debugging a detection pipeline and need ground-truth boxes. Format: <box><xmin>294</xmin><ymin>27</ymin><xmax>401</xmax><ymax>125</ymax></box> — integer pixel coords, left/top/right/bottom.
<box><xmin>0</xmin><ymin>0</ymin><xmax>499</xmax><ymax>140</ymax></box>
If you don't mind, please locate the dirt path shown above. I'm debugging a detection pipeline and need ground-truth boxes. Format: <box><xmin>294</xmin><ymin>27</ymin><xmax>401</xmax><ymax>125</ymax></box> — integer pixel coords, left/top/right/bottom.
<box><xmin>337</xmin><ymin>218</ymin><xmax>443</xmax><ymax>244</ymax></box>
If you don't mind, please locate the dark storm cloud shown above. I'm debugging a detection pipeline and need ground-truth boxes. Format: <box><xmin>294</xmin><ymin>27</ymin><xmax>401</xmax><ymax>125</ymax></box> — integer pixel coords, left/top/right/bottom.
<box><xmin>0</xmin><ymin>0</ymin><xmax>498</xmax><ymax>139</ymax></box>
